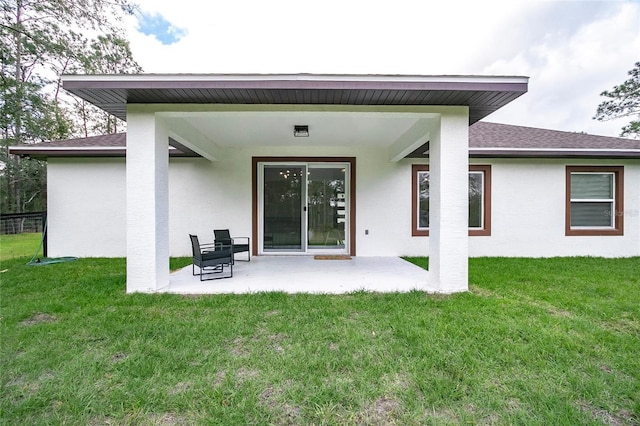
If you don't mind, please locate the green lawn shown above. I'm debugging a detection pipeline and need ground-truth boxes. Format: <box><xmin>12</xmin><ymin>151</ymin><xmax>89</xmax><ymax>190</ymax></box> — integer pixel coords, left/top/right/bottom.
<box><xmin>1</xmin><ymin>250</ymin><xmax>638</xmax><ymax>425</ymax></box>
<box><xmin>0</xmin><ymin>232</ymin><xmax>43</xmax><ymax>261</ymax></box>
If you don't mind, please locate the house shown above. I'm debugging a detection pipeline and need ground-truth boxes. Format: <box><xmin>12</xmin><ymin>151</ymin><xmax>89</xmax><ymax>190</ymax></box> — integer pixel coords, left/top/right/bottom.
<box><xmin>10</xmin><ymin>74</ymin><xmax>640</xmax><ymax>294</ymax></box>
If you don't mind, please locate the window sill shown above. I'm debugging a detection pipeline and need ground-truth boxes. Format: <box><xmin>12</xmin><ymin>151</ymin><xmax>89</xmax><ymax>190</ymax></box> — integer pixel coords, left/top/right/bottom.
<box><xmin>412</xmin><ymin>229</ymin><xmax>492</xmax><ymax>237</ymax></box>
<box><xmin>566</xmin><ymin>228</ymin><xmax>623</xmax><ymax>236</ymax></box>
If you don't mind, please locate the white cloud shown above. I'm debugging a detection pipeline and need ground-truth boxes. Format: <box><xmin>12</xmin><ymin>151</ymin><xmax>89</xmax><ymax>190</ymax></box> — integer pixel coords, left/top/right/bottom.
<box><xmin>484</xmin><ymin>2</ymin><xmax>640</xmax><ymax>136</ymax></box>
<box><xmin>123</xmin><ymin>0</ymin><xmax>640</xmax><ymax>137</ymax></box>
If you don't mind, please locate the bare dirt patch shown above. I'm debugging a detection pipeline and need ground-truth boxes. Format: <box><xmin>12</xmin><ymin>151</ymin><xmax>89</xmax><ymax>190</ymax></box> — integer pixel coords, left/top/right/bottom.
<box><xmin>600</xmin><ymin>364</ymin><xmax>614</xmax><ymax>374</ymax></box>
<box><xmin>506</xmin><ymin>398</ymin><xmax>523</xmax><ymax>414</ymax></box>
<box><xmin>604</xmin><ymin>317</ymin><xmax>640</xmax><ymax>335</ymax></box>
<box><xmin>111</xmin><ymin>352</ymin><xmax>128</xmax><ymax>363</ymax></box>
<box><xmin>237</xmin><ymin>367</ymin><xmax>260</xmax><ymax>381</ymax></box>
<box><xmin>470</xmin><ymin>286</ymin><xmax>498</xmax><ymax>298</ymax></box>
<box><xmin>259</xmin><ymin>384</ymin><xmax>284</xmax><ymax>412</ymax></box>
<box><xmin>212</xmin><ymin>370</ymin><xmax>226</xmax><ymax>387</ymax></box>
<box><xmin>280</xmin><ymin>402</ymin><xmax>302</xmax><ymax>422</ymax></box>
<box><xmin>267</xmin><ymin>333</ymin><xmax>287</xmax><ymax>353</ymax></box>
<box><xmin>20</xmin><ymin>313</ymin><xmax>57</xmax><ymax>326</ymax></box>
<box><xmin>259</xmin><ymin>384</ymin><xmax>302</xmax><ymax>423</ymax></box>
<box><xmin>577</xmin><ymin>400</ymin><xmax>635</xmax><ymax>426</ymax></box>
<box><xmin>145</xmin><ymin>412</ymin><xmax>189</xmax><ymax>425</ymax></box>
<box><xmin>357</xmin><ymin>397</ymin><xmax>401</xmax><ymax>424</ymax></box>
<box><xmin>514</xmin><ymin>295</ymin><xmax>576</xmax><ymax>319</ymax></box>
<box><xmin>382</xmin><ymin>372</ymin><xmax>411</xmax><ymax>392</ymax></box>
<box><xmin>5</xmin><ymin>376</ymin><xmax>42</xmax><ymax>403</ymax></box>
<box><xmin>228</xmin><ymin>337</ymin><xmax>250</xmax><ymax>357</ymax></box>
<box><xmin>169</xmin><ymin>381</ymin><xmax>192</xmax><ymax>395</ymax></box>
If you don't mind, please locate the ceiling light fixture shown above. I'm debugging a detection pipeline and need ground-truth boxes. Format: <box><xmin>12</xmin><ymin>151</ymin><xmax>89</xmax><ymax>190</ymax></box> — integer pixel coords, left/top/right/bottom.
<box><xmin>293</xmin><ymin>125</ymin><xmax>309</xmax><ymax>137</ymax></box>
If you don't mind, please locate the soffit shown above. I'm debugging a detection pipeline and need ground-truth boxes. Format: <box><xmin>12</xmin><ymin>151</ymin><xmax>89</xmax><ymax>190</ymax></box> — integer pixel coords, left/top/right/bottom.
<box><xmin>62</xmin><ymin>74</ymin><xmax>529</xmax><ymax>124</ymax></box>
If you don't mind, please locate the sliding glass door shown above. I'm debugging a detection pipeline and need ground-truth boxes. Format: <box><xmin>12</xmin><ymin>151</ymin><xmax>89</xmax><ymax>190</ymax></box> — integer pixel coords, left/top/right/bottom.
<box><xmin>307</xmin><ymin>165</ymin><xmax>346</xmax><ymax>251</ymax></box>
<box><xmin>263</xmin><ymin>165</ymin><xmax>305</xmax><ymax>251</ymax></box>
<box><xmin>260</xmin><ymin>162</ymin><xmax>349</xmax><ymax>254</ymax></box>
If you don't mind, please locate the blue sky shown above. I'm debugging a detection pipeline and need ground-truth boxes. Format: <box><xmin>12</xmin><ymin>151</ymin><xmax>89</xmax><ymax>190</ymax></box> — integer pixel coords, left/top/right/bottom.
<box><xmin>135</xmin><ymin>11</ymin><xmax>187</xmax><ymax>45</ymax></box>
<box><xmin>125</xmin><ymin>0</ymin><xmax>640</xmax><ymax>137</ymax></box>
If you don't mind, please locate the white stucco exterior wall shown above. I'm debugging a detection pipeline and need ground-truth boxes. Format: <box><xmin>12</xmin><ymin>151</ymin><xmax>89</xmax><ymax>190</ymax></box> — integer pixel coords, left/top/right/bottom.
<box><xmin>45</xmin><ymin>152</ymin><xmax>640</xmax><ymax>260</ymax></box>
<box><xmin>47</xmin><ymin>158</ymin><xmax>126</xmax><ymax>257</ymax></box>
<box><xmin>468</xmin><ymin>158</ymin><xmax>640</xmax><ymax>257</ymax></box>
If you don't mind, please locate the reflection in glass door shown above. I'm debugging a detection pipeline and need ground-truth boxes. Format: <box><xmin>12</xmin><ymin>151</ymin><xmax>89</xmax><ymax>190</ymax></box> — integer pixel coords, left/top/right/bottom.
<box><xmin>307</xmin><ymin>166</ymin><xmax>346</xmax><ymax>251</ymax></box>
<box><xmin>260</xmin><ymin>162</ymin><xmax>349</xmax><ymax>254</ymax></box>
<box><xmin>263</xmin><ymin>165</ymin><xmax>305</xmax><ymax>252</ymax></box>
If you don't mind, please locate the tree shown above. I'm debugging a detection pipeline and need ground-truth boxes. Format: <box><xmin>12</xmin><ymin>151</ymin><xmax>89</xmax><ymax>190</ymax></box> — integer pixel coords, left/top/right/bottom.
<box><xmin>0</xmin><ymin>0</ymin><xmax>140</xmax><ymax>215</ymax></box>
<box><xmin>594</xmin><ymin>61</ymin><xmax>640</xmax><ymax>139</ymax></box>
<box><xmin>0</xmin><ymin>29</ymin><xmax>70</xmax><ymax>214</ymax></box>
<box><xmin>68</xmin><ymin>33</ymin><xmax>143</xmax><ymax>135</ymax></box>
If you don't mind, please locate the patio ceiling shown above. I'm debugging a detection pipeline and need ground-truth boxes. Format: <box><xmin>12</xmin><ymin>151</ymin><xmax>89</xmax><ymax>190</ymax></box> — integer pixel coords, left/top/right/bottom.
<box><xmin>163</xmin><ymin>109</ymin><xmax>436</xmax><ymax>149</ymax></box>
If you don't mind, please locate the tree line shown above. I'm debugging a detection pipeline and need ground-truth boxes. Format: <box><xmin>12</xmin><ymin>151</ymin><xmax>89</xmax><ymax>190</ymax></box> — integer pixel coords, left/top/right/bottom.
<box><xmin>1</xmin><ymin>0</ymin><xmax>141</xmax><ymax>214</ymax></box>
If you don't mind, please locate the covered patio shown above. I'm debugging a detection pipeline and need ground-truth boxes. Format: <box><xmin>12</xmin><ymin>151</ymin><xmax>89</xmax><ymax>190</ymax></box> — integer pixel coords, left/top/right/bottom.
<box><xmin>165</xmin><ymin>256</ymin><xmax>430</xmax><ymax>294</ymax></box>
<box><xmin>61</xmin><ymin>73</ymin><xmax>528</xmax><ymax>294</ymax></box>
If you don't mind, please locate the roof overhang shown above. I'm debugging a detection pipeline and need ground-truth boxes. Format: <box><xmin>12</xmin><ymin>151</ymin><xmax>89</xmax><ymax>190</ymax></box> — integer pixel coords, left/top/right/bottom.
<box><xmin>8</xmin><ymin>134</ymin><xmax>199</xmax><ymax>159</ymax></box>
<box><xmin>62</xmin><ymin>73</ymin><xmax>529</xmax><ymax>124</ymax></box>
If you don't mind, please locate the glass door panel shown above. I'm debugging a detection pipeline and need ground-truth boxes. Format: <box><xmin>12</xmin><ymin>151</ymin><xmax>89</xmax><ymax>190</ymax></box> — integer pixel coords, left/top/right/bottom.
<box><xmin>263</xmin><ymin>165</ymin><xmax>306</xmax><ymax>252</ymax></box>
<box><xmin>307</xmin><ymin>166</ymin><xmax>346</xmax><ymax>251</ymax></box>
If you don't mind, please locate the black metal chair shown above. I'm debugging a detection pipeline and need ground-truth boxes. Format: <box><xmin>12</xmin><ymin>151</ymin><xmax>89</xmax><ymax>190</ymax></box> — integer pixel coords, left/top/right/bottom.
<box><xmin>189</xmin><ymin>234</ymin><xmax>233</xmax><ymax>281</ymax></box>
<box><xmin>214</xmin><ymin>229</ymin><xmax>250</xmax><ymax>262</ymax></box>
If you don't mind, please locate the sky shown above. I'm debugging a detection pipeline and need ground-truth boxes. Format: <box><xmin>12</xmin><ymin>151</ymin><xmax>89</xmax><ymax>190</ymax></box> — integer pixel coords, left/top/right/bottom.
<box><xmin>125</xmin><ymin>0</ymin><xmax>640</xmax><ymax>138</ymax></box>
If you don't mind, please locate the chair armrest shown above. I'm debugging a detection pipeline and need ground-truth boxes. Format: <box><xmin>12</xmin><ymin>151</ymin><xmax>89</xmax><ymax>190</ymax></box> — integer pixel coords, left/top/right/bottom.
<box><xmin>231</xmin><ymin>236</ymin><xmax>250</xmax><ymax>244</ymax></box>
<box><xmin>202</xmin><ymin>243</ymin><xmax>233</xmax><ymax>254</ymax></box>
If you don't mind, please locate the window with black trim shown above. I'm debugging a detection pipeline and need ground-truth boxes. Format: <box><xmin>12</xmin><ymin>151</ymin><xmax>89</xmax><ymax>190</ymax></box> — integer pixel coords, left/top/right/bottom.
<box><xmin>566</xmin><ymin>166</ymin><xmax>623</xmax><ymax>236</ymax></box>
<box><xmin>412</xmin><ymin>165</ymin><xmax>491</xmax><ymax>236</ymax></box>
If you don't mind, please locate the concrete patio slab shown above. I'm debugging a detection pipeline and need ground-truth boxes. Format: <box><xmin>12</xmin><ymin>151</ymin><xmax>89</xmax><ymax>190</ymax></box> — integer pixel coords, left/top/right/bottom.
<box><xmin>162</xmin><ymin>256</ymin><xmax>431</xmax><ymax>294</ymax></box>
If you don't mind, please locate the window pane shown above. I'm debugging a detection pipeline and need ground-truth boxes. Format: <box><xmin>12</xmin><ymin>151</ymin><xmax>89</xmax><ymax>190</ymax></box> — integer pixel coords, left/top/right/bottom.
<box><xmin>418</xmin><ymin>172</ymin><xmax>429</xmax><ymax>228</ymax></box>
<box><xmin>416</xmin><ymin>171</ymin><xmax>486</xmax><ymax>230</ymax></box>
<box><xmin>571</xmin><ymin>173</ymin><xmax>613</xmax><ymax>199</ymax></box>
<box><xmin>469</xmin><ymin>172</ymin><xmax>483</xmax><ymax>228</ymax></box>
<box><xmin>264</xmin><ymin>166</ymin><xmax>304</xmax><ymax>250</ymax></box>
<box><xmin>570</xmin><ymin>202</ymin><xmax>613</xmax><ymax>227</ymax></box>
<box><xmin>307</xmin><ymin>166</ymin><xmax>346</xmax><ymax>250</ymax></box>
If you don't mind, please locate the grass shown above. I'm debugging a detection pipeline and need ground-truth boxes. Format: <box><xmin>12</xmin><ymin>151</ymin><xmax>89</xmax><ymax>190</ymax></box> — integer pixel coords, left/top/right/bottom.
<box><xmin>0</xmin><ymin>232</ymin><xmax>43</xmax><ymax>261</ymax></box>
<box><xmin>1</xmin><ymin>242</ymin><xmax>639</xmax><ymax>425</ymax></box>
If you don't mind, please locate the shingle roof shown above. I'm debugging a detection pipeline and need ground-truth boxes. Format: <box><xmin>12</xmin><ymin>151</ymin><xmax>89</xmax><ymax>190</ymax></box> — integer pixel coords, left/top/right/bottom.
<box><xmin>8</xmin><ymin>133</ymin><xmax>197</xmax><ymax>158</ymax></box>
<box><xmin>29</xmin><ymin>133</ymin><xmax>126</xmax><ymax>148</ymax></box>
<box><xmin>470</xmin><ymin>121</ymin><xmax>640</xmax><ymax>150</ymax></box>
<box><xmin>9</xmin><ymin>122</ymin><xmax>640</xmax><ymax>159</ymax></box>
<box><xmin>467</xmin><ymin>122</ymin><xmax>640</xmax><ymax>158</ymax></box>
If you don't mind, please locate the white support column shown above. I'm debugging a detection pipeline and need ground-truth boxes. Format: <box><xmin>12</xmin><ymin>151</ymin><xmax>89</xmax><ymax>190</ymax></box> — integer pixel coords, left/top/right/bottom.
<box><xmin>126</xmin><ymin>108</ymin><xmax>170</xmax><ymax>293</ymax></box>
<box><xmin>429</xmin><ymin>110</ymin><xmax>469</xmax><ymax>293</ymax></box>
